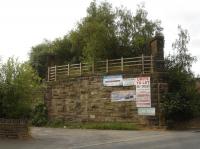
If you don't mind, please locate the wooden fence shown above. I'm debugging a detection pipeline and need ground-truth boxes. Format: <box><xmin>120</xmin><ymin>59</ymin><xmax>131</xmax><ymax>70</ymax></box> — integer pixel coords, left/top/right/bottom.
<box><xmin>48</xmin><ymin>55</ymin><xmax>163</xmax><ymax>82</ymax></box>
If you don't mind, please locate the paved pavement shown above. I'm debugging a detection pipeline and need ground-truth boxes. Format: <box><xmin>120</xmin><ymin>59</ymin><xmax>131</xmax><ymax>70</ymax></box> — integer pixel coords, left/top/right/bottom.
<box><xmin>0</xmin><ymin>127</ymin><xmax>200</xmax><ymax>149</ymax></box>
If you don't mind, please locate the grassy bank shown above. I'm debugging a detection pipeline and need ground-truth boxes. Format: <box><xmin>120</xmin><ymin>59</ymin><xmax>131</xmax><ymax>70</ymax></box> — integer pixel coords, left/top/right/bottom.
<box><xmin>46</xmin><ymin>121</ymin><xmax>140</xmax><ymax>130</ymax></box>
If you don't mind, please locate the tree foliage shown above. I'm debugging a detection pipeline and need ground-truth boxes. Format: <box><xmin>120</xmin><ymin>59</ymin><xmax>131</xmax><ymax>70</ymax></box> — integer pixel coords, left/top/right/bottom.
<box><xmin>31</xmin><ymin>103</ymin><xmax>48</xmax><ymax>126</ymax></box>
<box><xmin>0</xmin><ymin>58</ymin><xmax>41</xmax><ymax>119</ymax></box>
<box><xmin>162</xmin><ymin>26</ymin><xmax>199</xmax><ymax>124</ymax></box>
<box><xmin>116</xmin><ymin>4</ymin><xmax>162</xmax><ymax>56</ymax></box>
<box><xmin>81</xmin><ymin>1</ymin><xmax>118</xmax><ymax>62</ymax></box>
<box><xmin>167</xmin><ymin>25</ymin><xmax>196</xmax><ymax>72</ymax></box>
<box><xmin>29</xmin><ymin>42</ymin><xmax>52</xmax><ymax>79</ymax></box>
<box><xmin>29</xmin><ymin>1</ymin><xmax>162</xmax><ymax>78</ymax></box>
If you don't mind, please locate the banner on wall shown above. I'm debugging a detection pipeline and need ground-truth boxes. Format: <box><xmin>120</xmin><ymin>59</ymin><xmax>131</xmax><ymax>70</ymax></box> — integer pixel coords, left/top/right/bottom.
<box><xmin>111</xmin><ymin>90</ymin><xmax>136</xmax><ymax>102</ymax></box>
<box><xmin>136</xmin><ymin>77</ymin><xmax>151</xmax><ymax>107</ymax></box>
<box><xmin>122</xmin><ymin>78</ymin><xmax>136</xmax><ymax>86</ymax></box>
<box><xmin>138</xmin><ymin>107</ymin><xmax>155</xmax><ymax>116</ymax></box>
<box><xmin>103</xmin><ymin>75</ymin><xmax>123</xmax><ymax>86</ymax></box>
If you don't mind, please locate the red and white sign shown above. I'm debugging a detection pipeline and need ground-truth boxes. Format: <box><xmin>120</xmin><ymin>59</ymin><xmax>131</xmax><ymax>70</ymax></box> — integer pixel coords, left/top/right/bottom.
<box><xmin>136</xmin><ymin>77</ymin><xmax>151</xmax><ymax>107</ymax></box>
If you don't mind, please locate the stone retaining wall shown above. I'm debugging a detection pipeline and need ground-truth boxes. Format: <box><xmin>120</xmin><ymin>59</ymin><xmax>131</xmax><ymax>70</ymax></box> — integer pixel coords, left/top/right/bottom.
<box><xmin>45</xmin><ymin>35</ymin><xmax>167</xmax><ymax>126</ymax></box>
<box><xmin>0</xmin><ymin>119</ymin><xmax>29</xmax><ymax>139</ymax></box>
<box><xmin>46</xmin><ymin>74</ymin><xmax>167</xmax><ymax>126</ymax></box>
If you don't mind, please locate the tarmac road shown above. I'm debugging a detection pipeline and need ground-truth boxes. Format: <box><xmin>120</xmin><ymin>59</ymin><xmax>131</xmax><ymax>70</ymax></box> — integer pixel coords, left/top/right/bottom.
<box><xmin>0</xmin><ymin>127</ymin><xmax>200</xmax><ymax>149</ymax></box>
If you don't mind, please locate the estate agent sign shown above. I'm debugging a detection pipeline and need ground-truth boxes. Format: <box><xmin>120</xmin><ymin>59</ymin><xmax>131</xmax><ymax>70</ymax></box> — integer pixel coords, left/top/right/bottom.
<box><xmin>138</xmin><ymin>107</ymin><xmax>155</xmax><ymax>116</ymax></box>
<box><xmin>111</xmin><ymin>90</ymin><xmax>136</xmax><ymax>102</ymax></box>
<box><xmin>136</xmin><ymin>77</ymin><xmax>151</xmax><ymax>107</ymax></box>
<box><xmin>122</xmin><ymin>78</ymin><xmax>136</xmax><ymax>86</ymax></box>
<box><xmin>103</xmin><ymin>75</ymin><xmax>123</xmax><ymax>86</ymax></box>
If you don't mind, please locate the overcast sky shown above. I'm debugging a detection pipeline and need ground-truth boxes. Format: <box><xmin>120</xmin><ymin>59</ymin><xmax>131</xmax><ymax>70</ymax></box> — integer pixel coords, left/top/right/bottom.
<box><xmin>0</xmin><ymin>0</ymin><xmax>199</xmax><ymax>75</ymax></box>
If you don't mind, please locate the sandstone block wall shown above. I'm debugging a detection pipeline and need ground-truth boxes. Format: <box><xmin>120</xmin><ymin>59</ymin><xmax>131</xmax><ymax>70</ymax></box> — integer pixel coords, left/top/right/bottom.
<box><xmin>45</xmin><ymin>35</ymin><xmax>167</xmax><ymax>126</ymax></box>
<box><xmin>46</xmin><ymin>74</ymin><xmax>166</xmax><ymax>126</ymax></box>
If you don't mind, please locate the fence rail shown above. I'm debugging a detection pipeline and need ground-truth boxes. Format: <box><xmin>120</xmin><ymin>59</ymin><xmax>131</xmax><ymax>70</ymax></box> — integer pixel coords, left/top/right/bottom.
<box><xmin>48</xmin><ymin>55</ymin><xmax>164</xmax><ymax>82</ymax></box>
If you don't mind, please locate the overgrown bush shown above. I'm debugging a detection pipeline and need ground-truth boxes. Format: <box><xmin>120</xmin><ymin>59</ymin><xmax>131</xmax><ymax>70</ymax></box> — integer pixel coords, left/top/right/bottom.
<box><xmin>162</xmin><ymin>93</ymin><xmax>194</xmax><ymax>123</ymax></box>
<box><xmin>0</xmin><ymin>58</ymin><xmax>41</xmax><ymax>119</ymax></box>
<box><xmin>32</xmin><ymin>103</ymin><xmax>48</xmax><ymax>126</ymax></box>
<box><xmin>162</xmin><ymin>26</ymin><xmax>200</xmax><ymax>126</ymax></box>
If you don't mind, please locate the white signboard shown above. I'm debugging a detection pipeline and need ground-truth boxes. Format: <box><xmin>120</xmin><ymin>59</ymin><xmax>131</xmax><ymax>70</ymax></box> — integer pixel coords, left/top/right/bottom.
<box><xmin>138</xmin><ymin>107</ymin><xmax>155</xmax><ymax>116</ymax></box>
<box><xmin>111</xmin><ymin>90</ymin><xmax>136</xmax><ymax>102</ymax></box>
<box><xmin>103</xmin><ymin>75</ymin><xmax>123</xmax><ymax>86</ymax></box>
<box><xmin>136</xmin><ymin>77</ymin><xmax>151</xmax><ymax>107</ymax></box>
<box><xmin>123</xmin><ymin>78</ymin><xmax>136</xmax><ymax>86</ymax></box>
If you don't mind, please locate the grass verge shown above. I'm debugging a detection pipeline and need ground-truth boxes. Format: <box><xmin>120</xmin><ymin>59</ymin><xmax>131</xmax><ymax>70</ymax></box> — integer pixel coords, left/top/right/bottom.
<box><xmin>46</xmin><ymin>121</ymin><xmax>140</xmax><ymax>130</ymax></box>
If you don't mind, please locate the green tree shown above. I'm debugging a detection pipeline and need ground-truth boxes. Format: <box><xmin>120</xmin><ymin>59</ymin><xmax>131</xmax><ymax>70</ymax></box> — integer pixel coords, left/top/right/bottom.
<box><xmin>29</xmin><ymin>41</ymin><xmax>53</xmax><ymax>78</ymax></box>
<box><xmin>116</xmin><ymin>4</ymin><xmax>162</xmax><ymax>56</ymax></box>
<box><xmin>170</xmin><ymin>25</ymin><xmax>196</xmax><ymax>72</ymax></box>
<box><xmin>30</xmin><ymin>37</ymin><xmax>76</xmax><ymax>78</ymax></box>
<box><xmin>80</xmin><ymin>1</ymin><xmax>118</xmax><ymax>62</ymax></box>
<box><xmin>0</xmin><ymin>58</ymin><xmax>41</xmax><ymax>119</ymax></box>
<box><xmin>29</xmin><ymin>1</ymin><xmax>163</xmax><ymax>78</ymax></box>
<box><xmin>162</xmin><ymin>26</ymin><xmax>199</xmax><ymax>124</ymax></box>
<box><xmin>51</xmin><ymin>36</ymin><xmax>73</xmax><ymax>64</ymax></box>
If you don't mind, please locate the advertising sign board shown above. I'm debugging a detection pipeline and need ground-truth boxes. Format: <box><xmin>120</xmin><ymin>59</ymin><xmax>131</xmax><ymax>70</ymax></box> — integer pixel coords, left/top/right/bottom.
<box><xmin>138</xmin><ymin>107</ymin><xmax>155</xmax><ymax>116</ymax></box>
<box><xmin>111</xmin><ymin>90</ymin><xmax>136</xmax><ymax>102</ymax></box>
<box><xmin>122</xmin><ymin>78</ymin><xmax>136</xmax><ymax>86</ymax></box>
<box><xmin>103</xmin><ymin>75</ymin><xmax>123</xmax><ymax>86</ymax></box>
<box><xmin>136</xmin><ymin>77</ymin><xmax>151</xmax><ymax>107</ymax></box>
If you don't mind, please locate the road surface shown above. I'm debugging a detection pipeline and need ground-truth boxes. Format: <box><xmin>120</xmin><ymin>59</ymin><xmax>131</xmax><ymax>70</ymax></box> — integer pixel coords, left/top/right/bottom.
<box><xmin>0</xmin><ymin>127</ymin><xmax>200</xmax><ymax>149</ymax></box>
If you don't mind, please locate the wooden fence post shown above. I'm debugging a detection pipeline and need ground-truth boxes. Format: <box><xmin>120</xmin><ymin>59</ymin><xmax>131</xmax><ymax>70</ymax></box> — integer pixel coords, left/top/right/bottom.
<box><xmin>68</xmin><ymin>64</ymin><xmax>70</xmax><ymax>76</ymax></box>
<box><xmin>92</xmin><ymin>62</ymin><xmax>94</xmax><ymax>74</ymax></box>
<box><xmin>54</xmin><ymin>65</ymin><xmax>57</xmax><ymax>81</ymax></box>
<box><xmin>142</xmin><ymin>54</ymin><xmax>144</xmax><ymax>74</ymax></box>
<box><xmin>47</xmin><ymin>67</ymin><xmax>50</xmax><ymax>81</ymax></box>
<box><xmin>151</xmin><ymin>55</ymin><xmax>154</xmax><ymax>73</ymax></box>
<box><xmin>80</xmin><ymin>62</ymin><xmax>82</xmax><ymax>76</ymax></box>
<box><xmin>106</xmin><ymin>59</ymin><xmax>109</xmax><ymax>73</ymax></box>
<box><xmin>121</xmin><ymin>57</ymin><xmax>124</xmax><ymax>72</ymax></box>
<box><xmin>157</xmin><ymin>83</ymin><xmax>161</xmax><ymax>127</ymax></box>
